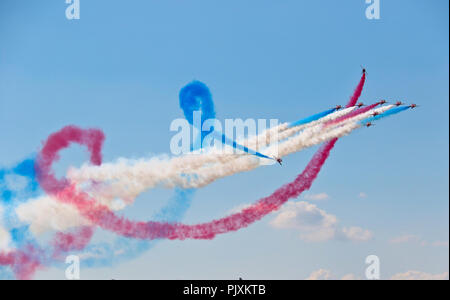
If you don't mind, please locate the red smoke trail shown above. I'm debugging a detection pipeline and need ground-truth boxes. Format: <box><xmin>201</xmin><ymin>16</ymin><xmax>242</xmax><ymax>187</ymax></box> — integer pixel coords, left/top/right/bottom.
<box><xmin>170</xmin><ymin>138</ymin><xmax>339</xmax><ymax>239</ymax></box>
<box><xmin>0</xmin><ymin>126</ymin><xmax>104</xmax><ymax>279</ymax></box>
<box><xmin>36</xmin><ymin>125</ymin><xmax>104</xmax><ymax>194</ymax></box>
<box><xmin>347</xmin><ymin>72</ymin><xmax>366</xmax><ymax>108</ymax></box>
<box><xmin>324</xmin><ymin>101</ymin><xmax>381</xmax><ymax>127</ymax></box>
<box><xmin>35</xmin><ymin>125</ymin><xmax>103</xmax><ymax>256</ymax></box>
<box><xmin>0</xmin><ymin>246</ymin><xmax>42</xmax><ymax>280</ymax></box>
<box><xmin>0</xmin><ymin>228</ymin><xmax>95</xmax><ymax>279</ymax></box>
<box><xmin>36</xmin><ymin>72</ymin><xmax>366</xmax><ymax>241</ymax></box>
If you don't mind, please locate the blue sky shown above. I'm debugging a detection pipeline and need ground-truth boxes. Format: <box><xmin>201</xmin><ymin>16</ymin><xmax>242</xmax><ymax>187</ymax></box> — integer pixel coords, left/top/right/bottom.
<box><xmin>0</xmin><ymin>0</ymin><xmax>448</xmax><ymax>279</ymax></box>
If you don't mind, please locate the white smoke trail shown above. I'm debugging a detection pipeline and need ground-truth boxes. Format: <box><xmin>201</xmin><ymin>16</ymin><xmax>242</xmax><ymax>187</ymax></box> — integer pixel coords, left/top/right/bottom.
<box><xmin>270</xmin><ymin>107</ymin><xmax>357</xmax><ymax>147</ymax></box>
<box><xmin>16</xmin><ymin>106</ymin><xmax>394</xmax><ymax>235</ymax></box>
<box><xmin>239</xmin><ymin>106</ymin><xmax>356</xmax><ymax>151</ymax></box>
<box><xmin>65</xmin><ymin>105</ymin><xmax>393</xmax><ymax>203</ymax></box>
<box><xmin>15</xmin><ymin>195</ymin><xmax>91</xmax><ymax>235</ymax></box>
<box><xmin>68</xmin><ymin>107</ymin><xmax>356</xmax><ymax>187</ymax></box>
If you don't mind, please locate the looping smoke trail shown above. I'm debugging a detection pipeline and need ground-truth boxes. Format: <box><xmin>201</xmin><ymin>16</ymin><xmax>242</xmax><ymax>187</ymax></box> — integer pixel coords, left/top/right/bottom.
<box><xmin>180</xmin><ymin>80</ymin><xmax>273</xmax><ymax>160</ymax></box>
<box><xmin>179</xmin><ymin>81</ymin><xmax>216</xmax><ymax>130</ymax></box>
<box><xmin>2</xmin><ymin>81</ymin><xmax>230</xmax><ymax>277</ymax></box>
<box><xmin>1</xmin><ymin>127</ymin><xmax>105</xmax><ymax>279</ymax></box>
<box><xmin>9</xmin><ymin>81</ymin><xmax>214</xmax><ymax>273</ymax></box>
<box><xmin>36</xmin><ymin>126</ymin><xmax>105</xmax><ymax>194</ymax></box>
<box><xmin>2</xmin><ymin>82</ymin><xmax>209</xmax><ymax>277</ymax></box>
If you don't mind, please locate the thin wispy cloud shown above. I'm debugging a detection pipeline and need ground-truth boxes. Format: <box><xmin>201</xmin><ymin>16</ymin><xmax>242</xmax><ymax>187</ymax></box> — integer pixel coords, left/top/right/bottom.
<box><xmin>306</xmin><ymin>268</ymin><xmax>448</xmax><ymax>280</ymax></box>
<box><xmin>391</xmin><ymin>271</ymin><xmax>449</xmax><ymax>280</ymax></box>
<box><xmin>390</xmin><ymin>234</ymin><xmax>421</xmax><ymax>244</ymax></box>
<box><xmin>431</xmin><ymin>241</ymin><xmax>449</xmax><ymax>247</ymax></box>
<box><xmin>390</xmin><ymin>234</ymin><xmax>448</xmax><ymax>248</ymax></box>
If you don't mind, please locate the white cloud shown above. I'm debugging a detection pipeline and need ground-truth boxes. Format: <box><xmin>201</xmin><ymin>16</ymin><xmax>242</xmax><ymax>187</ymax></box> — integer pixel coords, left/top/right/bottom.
<box><xmin>391</xmin><ymin>271</ymin><xmax>449</xmax><ymax>280</ymax></box>
<box><xmin>339</xmin><ymin>226</ymin><xmax>373</xmax><ymax>242</ymax></box>
<box><xmin>270</xmin><ymin>201</ymin><xmax>372</xmax><ymax>242</ymax></box>
<box><xmin>306</xmin><ymin>269</ymin><xmax>333</xmax><ymax>280</ymax></box>
<box><xmin>270</xmin><ymin>201</ymin><xmax>337</xmax><ymax>242</ymax></box>
<box><xmin>358</xmin><ymin>192</ymin><xmax>367</xmax><ymax>198</ymax></box>
<box><xmin>304</xmin><ymin>193</ymin><xmax>329</xmax><ymax>201</ymax></box>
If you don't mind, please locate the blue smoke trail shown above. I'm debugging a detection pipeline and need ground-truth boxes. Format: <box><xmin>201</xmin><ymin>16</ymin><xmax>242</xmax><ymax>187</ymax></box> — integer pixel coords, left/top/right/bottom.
<box><xmin>287</xmin><ymin>108</ymin><xmax>336</xmax><ymax>128</ymax></box>
<box><xmin>0</xmin><ymin>157</ymin><xmax>40</xmax><ymax>248</ymax></box>
<box><xmin>179</xmin><ymin>80</ymin><xmax>216</xmax><ymax>144</ymax></box>
<box><xmin>360</xmin><ymin>106</ymin><xmax>410</xmax><ymax>125</ymax></box>
<box><xmin>180</xmin><ymin>80</ymin><xmax>273</xmax><ymax>160</ymax></box>
<box><xmin>0</xmin><ymin>156</ymin><xmax>42</xmax><ymax>278</ymax></box>
<box><xmin>213</xmin><ymin>131</ymin><xmax>273</xmax><ymax>159</ymax></box>
<box><xmin>1</xmin><ymin>157</ymin><xmax>39</xmax><ymax>206</ymax></box>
